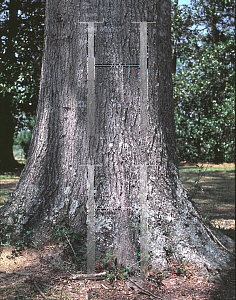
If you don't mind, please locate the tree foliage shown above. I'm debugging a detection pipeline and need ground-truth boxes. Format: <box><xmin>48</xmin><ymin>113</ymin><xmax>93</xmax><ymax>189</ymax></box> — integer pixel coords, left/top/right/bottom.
<box><xmin>14</xmin><ymin>117</ymin><xmax>34</xmax><ymax>158</ymax></box>
<box><xmin>172</xmin><ymin>0</ymin><xmax>235</xmax><ymax>162</ymax></box>
<box><xmin>0</xmin><ymin>0</ymin><xmax>44</xmax><ymax>132</ymax></box>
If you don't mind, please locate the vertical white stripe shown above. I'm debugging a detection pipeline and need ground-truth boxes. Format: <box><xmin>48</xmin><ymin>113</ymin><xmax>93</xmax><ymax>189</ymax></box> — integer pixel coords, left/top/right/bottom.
<box><xmin>88</xmin><ymin>22</ymin><xmax>95</xmax><ymax>137</ymax></box>
<box><xmin>87</xmin><ymin>165</ymin><xmax>95</xmax><ymax>273</ymax></box>
<box><xmin>140</xmin><ymin>164</ymin><xmax>148</xmax><ymax>277</ymax></box>
<box><xmin>140</xmin><ymin>22</ymin><xmax>148</xmax><ymax>137</ymax></box>
<box><xmin>140</xmin><ymin>22</ymin><xmax>148</xmax><ymax>277</ymax></box>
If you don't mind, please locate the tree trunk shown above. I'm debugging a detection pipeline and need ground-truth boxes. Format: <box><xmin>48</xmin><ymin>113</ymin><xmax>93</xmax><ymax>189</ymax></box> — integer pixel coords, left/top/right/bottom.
<box><xmin>210</xmin><ymin>2</ymin><xmax>219</xmax><ymax>45</ymax></box>
<box><xmin>0</xmin><ymin>93</ymin><xmax>17</xmax><ymax>170</ymax></box>
<box><xmin>0</xmin><ymin>0</ymin><xmax>21</xmax><ymax>171</ymax></box>
<box><xmin>1</xmin><ymin>0</ymin><xmax>233</xmax><ymax>274</ymax></box>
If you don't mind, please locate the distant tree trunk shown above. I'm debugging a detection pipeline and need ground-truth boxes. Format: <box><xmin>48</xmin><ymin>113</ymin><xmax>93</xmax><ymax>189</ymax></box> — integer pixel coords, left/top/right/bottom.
<box><xmin>210</xmin><ymin>2</ymin><xmax>219</xmax><ymax>45</ymax></box>
<box><xmin>1</xmin><ymin>0</ymin><xmax>233</xmax><ymax>274</ymax></box>
<box><xmin>0</xmin><ymin>0</ymin><xmax>21</xmax><ymax>171</ymax></box>
<box><xmin>0</xmin><ymin>93</ymin><xmax>16</xmax><ymax>169</ymax></box>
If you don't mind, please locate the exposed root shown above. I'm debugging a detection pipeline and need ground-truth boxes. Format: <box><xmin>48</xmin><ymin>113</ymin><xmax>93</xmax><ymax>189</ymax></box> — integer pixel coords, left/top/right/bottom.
<box><xmin>33</xmin><ymin>280</ymin><xmax>48</xmax><ymax>299</ymax></box>
<box><xmin>201</xmin><ymin>221</ymin><xmax>235</xmax><ymax>257</ymax></box>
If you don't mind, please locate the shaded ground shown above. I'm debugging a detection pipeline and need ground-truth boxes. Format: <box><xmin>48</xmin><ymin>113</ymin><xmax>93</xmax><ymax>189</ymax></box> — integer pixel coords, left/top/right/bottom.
<box><xmin>179</xmin><ymin>163</ymin><xmax>235</xmax><ymax>241</ymax></box>
<box><xmin>0</xmin><ymin>163</ymin><xmax>235</xmax><ymax>299</ymax></box>
<box><xmin>0</xmin><ymin>243</ymin><xmax>235</xmax><ymax>299</ymax></box>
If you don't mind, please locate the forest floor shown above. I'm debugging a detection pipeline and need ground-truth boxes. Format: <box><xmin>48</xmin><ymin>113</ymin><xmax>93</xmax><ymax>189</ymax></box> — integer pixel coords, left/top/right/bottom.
<box><xmin>0</xmin><ymin>162</ymin><xmax>235</xmax><ymax>299</ymax></box>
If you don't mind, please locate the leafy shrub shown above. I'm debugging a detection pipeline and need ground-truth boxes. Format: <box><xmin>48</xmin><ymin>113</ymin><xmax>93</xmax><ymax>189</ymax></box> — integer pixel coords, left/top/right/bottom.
<box><xmin>14</xmin><ymin>130</ymin><xmax>32</xmax><ymax>159</ymax></box>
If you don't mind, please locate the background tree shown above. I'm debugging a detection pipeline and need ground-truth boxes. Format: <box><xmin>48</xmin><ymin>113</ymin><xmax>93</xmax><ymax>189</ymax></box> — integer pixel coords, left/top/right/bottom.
<box><xmin>0</xmin><ymin>0</ymin><xmax>20</xmax><ymax>169</ymax></box>
<box><xmin>1</xmin><ymin>0</ymin><xmax>233</xmax><ymax>274</ymax></box>
<box><xmin>0</xmin><ymin>0</ymin><xmax>44</xmax><ymax>170</ymax></box>
<box><xmin>14</xmin><ymin>116</ymin><xmax>34</xmax><ymax>158</ymax></box>
<box><xmin>172</xmin><ymin>0</ymin><xmax>235</xmax><ymax>162</ymax></box>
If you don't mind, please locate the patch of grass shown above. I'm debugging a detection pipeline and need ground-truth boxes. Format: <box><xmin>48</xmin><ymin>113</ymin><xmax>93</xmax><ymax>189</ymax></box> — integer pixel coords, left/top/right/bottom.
<box><xmin>179</xmin><ymin>162</ymin><xmax>235</xmax><ymax>238</ymax></box>
<box><xmin>0</xmin><ymin>175</ymin><xmax>20</xmax><ymax>180</ymax></box>
<box><xmin>16</xmin><ymin>158</ymin><xmax>26</xmax><ymax>165</ymax></box>
<box><xmin>179</xmin><ymin>162</ymin><xmax>235</xmax><ymax>174</ymax></box>
<box><xmin>179</xmin><ymin>163</ymin><xmax>235</xmax><ymax>215</ymax></box>
<box><xmin>0</xmin><ymin>175</ymin><xmax>19</xmax><ymax>207</ymax></box>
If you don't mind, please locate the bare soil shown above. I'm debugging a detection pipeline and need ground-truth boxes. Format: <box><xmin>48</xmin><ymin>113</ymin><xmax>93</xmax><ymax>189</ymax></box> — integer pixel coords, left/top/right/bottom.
<box><xmin>0</xmin><ymin>243</ymin><xmax>235</xmax><ymax>299</ymax></box>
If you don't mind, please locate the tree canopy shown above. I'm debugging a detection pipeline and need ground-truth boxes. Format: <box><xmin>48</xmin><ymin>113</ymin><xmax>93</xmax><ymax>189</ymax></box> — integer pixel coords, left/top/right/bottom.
<box><xmin>172</xmin><ymin>0</ymin><xmax>235</xmax><ymax>162</ymax></box>
<box><xmin>0</xmin><ymin>0</ymin><xmax>44</xmax><ymax>122</ymax></box>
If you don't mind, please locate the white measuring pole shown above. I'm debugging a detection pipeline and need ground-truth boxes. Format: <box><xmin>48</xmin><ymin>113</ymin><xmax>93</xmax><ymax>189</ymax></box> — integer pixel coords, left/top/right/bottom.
<box><xmin>87</xmin><ymin>164</ymin><xmax>95</xmax><ymax>273</ymax></box>
<box><xmin>140</xmin><ymin>22</ymin><xmax>148</xmax><ymax>137</ymax></box>
<box><xmin>140</xmin><ymin>22</ymin><xmax>148</xmax><ymax>278</ymax></box>
<box><xmin>87</xmin><ymin>22</ymin><xmax>95</xmax><ymax>137</ymax></box>
<box><xmin>140</xmin><ymin>164</ymin><xmax>148</xmax><ymax>277</ymax></box>
<box><xmin>79</xmin><ymin>21</ymin><xmax>103</xmax><ymax>274</ymax></box>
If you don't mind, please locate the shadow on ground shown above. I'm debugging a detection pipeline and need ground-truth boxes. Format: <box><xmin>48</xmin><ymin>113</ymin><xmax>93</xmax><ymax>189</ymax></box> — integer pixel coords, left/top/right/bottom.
<box><xmin>207</xmin><ymin>267</ymin><xmax>235</xmax><ymax>300</ymax></box>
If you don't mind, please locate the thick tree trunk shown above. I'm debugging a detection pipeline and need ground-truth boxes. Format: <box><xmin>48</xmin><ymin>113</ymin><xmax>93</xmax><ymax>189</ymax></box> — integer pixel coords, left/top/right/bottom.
<box><xmin>1</xmin><ymin>0</ymin><xmax>233</xmax><ymax>274</ymax></box>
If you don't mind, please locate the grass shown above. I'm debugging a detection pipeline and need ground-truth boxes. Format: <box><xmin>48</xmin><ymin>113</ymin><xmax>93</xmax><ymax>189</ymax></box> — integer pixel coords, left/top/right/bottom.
<box><xmin>179</xmin><ymin>163</ymin><xmax>235</xmax><ymax>220</ymax></box>
<box><xmin>0</xmin><ymin>146</ymin><xmax>26</xmax><ymax>204</ymax></box>
<box><xmin>0</xmin><ymin>174</ymin><xmax>20</xmax><ymax>206</ymax></box>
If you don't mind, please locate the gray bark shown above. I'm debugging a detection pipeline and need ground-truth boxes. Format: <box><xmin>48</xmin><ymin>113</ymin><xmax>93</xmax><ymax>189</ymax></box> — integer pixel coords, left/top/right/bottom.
<box><xmin>1</xmin><ymin>0</ymin><xmax>233</xmax><ymax>274</ymax></box>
